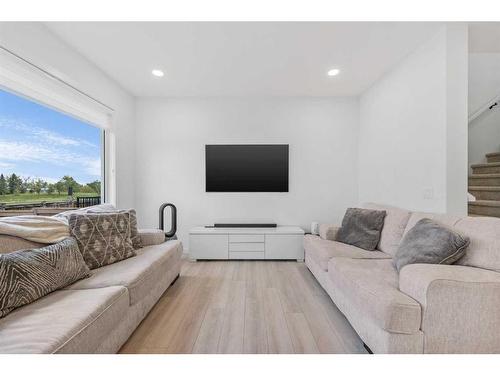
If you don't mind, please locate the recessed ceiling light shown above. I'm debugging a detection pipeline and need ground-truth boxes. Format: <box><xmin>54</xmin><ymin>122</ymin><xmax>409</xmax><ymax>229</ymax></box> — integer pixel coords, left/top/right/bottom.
<box><xmin>327</xmin><ymin>68</ymin><xmax>340</xmax><ymax>77</ymax></box>
<box><xmin>152</xmin><ymin>69</ymin><xmax>164</xmax><ymax>77</ymax></box>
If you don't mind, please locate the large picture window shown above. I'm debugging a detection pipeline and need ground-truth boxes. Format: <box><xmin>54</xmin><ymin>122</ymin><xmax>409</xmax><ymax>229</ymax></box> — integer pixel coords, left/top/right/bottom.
<box><xmin>0</xmin><ymin>88</ymin><xmax>103</xmax><ymax>210</ymax></box>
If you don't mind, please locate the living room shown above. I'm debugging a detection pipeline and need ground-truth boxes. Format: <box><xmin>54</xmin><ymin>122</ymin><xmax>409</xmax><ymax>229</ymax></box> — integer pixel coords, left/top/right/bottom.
<box><xmin>1</xmin><ymin>0</ymin><xmax>500</xmax><ymax>373</ymax></box>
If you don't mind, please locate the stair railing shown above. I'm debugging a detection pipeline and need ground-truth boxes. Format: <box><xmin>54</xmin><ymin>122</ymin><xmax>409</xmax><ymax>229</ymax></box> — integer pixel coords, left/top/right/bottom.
<box><xmin>469</xmin><ymin>92</ymin><xmax>500</xmax><ymax>124</ymax></box>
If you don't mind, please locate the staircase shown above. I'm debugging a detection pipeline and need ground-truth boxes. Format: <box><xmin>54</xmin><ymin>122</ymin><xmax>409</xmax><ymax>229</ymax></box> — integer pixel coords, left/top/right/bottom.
<box><xmin>468</xmin><ymin>151</ymin><xmax>500</xmax><ymax>217</ymax></box>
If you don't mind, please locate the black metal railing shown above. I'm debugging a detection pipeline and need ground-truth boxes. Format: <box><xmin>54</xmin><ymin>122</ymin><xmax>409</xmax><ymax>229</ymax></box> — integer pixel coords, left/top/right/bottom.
<box><xmin>76</xmin><ymin>196</ymin><xmax>101</xmax><ymax>208</ymax></box>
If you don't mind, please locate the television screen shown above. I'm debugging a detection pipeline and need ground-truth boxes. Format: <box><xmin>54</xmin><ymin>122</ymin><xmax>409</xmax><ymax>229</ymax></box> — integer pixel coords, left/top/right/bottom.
<box><xmin>205</xmin><ymin>144</ymin><xmax>289</xmax><ymax>192</ymax></box>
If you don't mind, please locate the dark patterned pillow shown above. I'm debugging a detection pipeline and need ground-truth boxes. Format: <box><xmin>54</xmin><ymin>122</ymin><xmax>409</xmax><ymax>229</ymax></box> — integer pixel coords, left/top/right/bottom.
<box><xmin>68</xmin><ymin>212</ymin><xmax>136</xmax><ymax>269</ymax></box>
<box><xmin>0</xmin><ymin>238</ymin><xmax>90</xmax><ymax>318</ymax></box>
<box><xmin>65</xmin><ymin>207</ymin><xmax>142</xmax><ymax>250</ymax></box>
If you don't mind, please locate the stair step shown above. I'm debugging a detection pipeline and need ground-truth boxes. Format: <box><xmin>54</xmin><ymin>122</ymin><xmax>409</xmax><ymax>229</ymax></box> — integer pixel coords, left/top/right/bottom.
<box><xmin>471</xmin><ymin>162</ymin><xmax>500</xmax><ymax>174</ymax></box>
<box><xmin>486</xmin><ymin>152</ymin><xmax>500</xmax><ymax>163</ymax></box>
<box><xmin>468</xmin><ymin>186</ymin><xmax>500</xmax><ymax>200</ymax></box>
<box><xmin>468</xmin><ymin>200</ymin><xmax>500</xmax><ymax>218</ymax></box>
<box><xmin>468</xmin><ymin>174</ymin><xmax>500</xmax><ymax>186</ymax></box>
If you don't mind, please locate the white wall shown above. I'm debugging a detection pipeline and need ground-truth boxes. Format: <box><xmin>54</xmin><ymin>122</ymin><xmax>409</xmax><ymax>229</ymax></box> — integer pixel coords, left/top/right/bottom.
<box><xmin>358</xmin><ymin>25</ymin><xmax>468</xmax><ymax>215</ymax></box>
<box><xmin>0</xmin><ymin>22</ymin><xmax>136</xmax><ymax>208</ymax></box>
<box><xmin>135</xmin><ymin>97</ymin><xmax>359</xmax><ymax>249</ymax></box>
<box><xmin>468</xmin><ymin>53</ymin><xmax>500</xmax><ymax>166</ymax></box>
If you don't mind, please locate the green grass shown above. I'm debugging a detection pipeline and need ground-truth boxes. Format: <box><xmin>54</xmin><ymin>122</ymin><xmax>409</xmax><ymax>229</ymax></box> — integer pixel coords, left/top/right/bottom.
<box><xmin>0</xmin><ymin>192</ymin><xmax>98</xmax><ymax>205</ymax></box>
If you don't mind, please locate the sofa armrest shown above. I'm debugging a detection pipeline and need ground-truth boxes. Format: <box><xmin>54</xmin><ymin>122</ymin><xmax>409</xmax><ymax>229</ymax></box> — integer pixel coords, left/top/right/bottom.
<box><xmin>318</xmin><ymin>224</ymin><xmax>340</xmax><ymax>241</ymax></box>
<box><xmin>399</xmin><ymin>264</ymin><xmax>500</xmax><ymax>353</ymax></box>
<box><xmin>138</xmin><ymin>229</ymin><xmax>166</xmax><ymax>247</ymax></box>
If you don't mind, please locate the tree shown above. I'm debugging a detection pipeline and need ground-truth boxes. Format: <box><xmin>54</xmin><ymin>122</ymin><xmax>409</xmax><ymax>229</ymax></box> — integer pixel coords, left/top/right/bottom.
<box><xmin>0</xmin><ymin>174</ymin><xmax>7</xmax><ymax>195</ymax></box>
<box><xmin>19</xmin><ymin>176</ymin><xmax>30</xmax><ymax>194</ymax></box>
<box><xmin>33</xmin><ymin>179</ymin><xmax>44</xmax><ymax>194</ymax></box>
<box><xmin>86</xmin><ymin>180</ymin><xmax>101</xmax><ymax>194</ymax></box>
<box><xmin>59</xmin><ymin>175</ymin><xmax>81</xmax><ymax>194</ymax></box>
<box><xmin>47</xmin><ymin>183</ymin><xmax>55</xmax><ymax>194</ymax></box>
<box><xmin>8</xmin><ymin>173</ymin><xmax>21</xmax><ymax>194</ymax></box>
<box><xmin>55</xmin><ymin>181</ymin><xmax>65</xmax><ymax>195</ymax></box>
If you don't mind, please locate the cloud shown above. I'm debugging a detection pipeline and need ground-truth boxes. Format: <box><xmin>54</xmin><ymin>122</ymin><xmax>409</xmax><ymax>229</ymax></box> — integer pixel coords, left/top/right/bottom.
<box><xmin>0</xmin><ymin>117</ymin><xmax>97</xmax><ymax>148</ymax></box>
<box><xmin>0</xmin><ymin>116</ymin><xmax>101</xmax><ymax>181</ymax></box>
<box><xmin>0</xmin><ymin>140</ymin><xmax>100</xmax><ymax>176</ymax></box>
<box><xmin>0</xmin><ymin>161</ymin><xmax>14</xmax><ymax>169</ymax></box>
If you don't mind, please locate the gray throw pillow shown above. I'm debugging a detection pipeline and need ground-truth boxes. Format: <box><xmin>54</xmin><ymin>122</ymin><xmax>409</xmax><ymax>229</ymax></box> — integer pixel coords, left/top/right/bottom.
<box><xmin>393</xmin><ymin>218</ymin><xmax>470</xmax><ymax>272</ymax></box>
<box><xmin>336</xmin><ymin>208</ymin><xmax>387</xmax><ymax>250</ymax></box>
<box><xmin>58</xmin><ymin>206</ymin><xmax>143</xmax><ymax>250</ymax></box>
<box><xmin>68</xmin><ymin>212</ymin><xmax>136</xmax><ymax>269</ymax></box>
<box><xmin>0</xmin><ymin>238</ymin><xmax>90</xmax><ymax>318</ymax></box>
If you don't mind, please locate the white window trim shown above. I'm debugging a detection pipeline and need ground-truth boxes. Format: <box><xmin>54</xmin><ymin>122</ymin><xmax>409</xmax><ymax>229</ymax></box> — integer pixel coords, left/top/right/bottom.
<box><xmin>0</xmin><ymin>46</ymin><xmax>114</xmax><ymax>204</ymax></box>
<box><xmin>0</xmin><ymin>46</ymin><xmax>113</xmax><ymax>129</ymax></box>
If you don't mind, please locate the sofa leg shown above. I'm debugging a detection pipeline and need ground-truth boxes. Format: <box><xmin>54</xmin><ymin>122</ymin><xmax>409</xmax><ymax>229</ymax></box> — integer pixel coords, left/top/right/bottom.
<box><xmin>363</xmin><ymin>343</ymin><xmax>373</xmax><ymax>354</ymax></box>
<box><xmin>170</xmin><ymin>274</ymin><xmax>180</xmax><ymax>286</ymax></box>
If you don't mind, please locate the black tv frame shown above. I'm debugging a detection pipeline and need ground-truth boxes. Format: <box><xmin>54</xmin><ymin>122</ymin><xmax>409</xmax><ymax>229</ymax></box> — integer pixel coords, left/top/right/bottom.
<box><xmin>205</xmin><ymin>144</ymin><xmax>289</xmax><ymax>193</ymax></box>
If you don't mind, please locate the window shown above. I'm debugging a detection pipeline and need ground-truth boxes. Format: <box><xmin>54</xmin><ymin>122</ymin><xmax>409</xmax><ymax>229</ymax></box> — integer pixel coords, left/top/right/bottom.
<box><xmin>0</xmin><ymin>88</ymin><xmax>103</xmax><ymax>210</ymax></box>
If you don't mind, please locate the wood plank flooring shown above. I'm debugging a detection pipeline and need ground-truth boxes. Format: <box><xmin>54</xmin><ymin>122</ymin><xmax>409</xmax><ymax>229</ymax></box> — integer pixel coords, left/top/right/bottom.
<box><xmin>119</xmin><ymin>260</ymin><xmax>367</xmax><ymax>354</ymax></box>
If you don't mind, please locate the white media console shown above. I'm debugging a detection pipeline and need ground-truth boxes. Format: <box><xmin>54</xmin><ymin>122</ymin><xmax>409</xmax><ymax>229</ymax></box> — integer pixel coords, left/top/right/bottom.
<box><xmin>189</xmin><ymin>226</ymin><xmax>305</xmax><ymax>261</ymax></box>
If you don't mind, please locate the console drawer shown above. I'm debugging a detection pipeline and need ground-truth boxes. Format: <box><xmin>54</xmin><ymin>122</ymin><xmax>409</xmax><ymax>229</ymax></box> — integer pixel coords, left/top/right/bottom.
<box><xmin>228</xmin><ymin>234</ymin><xmax>265</xmax><ymax>243</ymax></box>
<box><xmin>229</xmin><ymin>242</ymin><xmax>265</xmax><ymax>252</ymax></box>
<box><xmin>229</xmin><ymin>251</ymin><xmax>265</xmax><ymax>259</ymax></box>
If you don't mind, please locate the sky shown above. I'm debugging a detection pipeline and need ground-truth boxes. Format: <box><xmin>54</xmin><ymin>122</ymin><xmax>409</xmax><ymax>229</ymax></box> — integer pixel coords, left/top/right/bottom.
<box><xmin>0</xmin><ymin>89</ymin><xmax>101</xmax><ymax>184</ymax></box>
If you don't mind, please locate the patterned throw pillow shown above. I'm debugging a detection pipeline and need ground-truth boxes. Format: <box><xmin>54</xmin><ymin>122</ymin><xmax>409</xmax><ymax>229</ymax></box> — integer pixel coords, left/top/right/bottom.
<box><xmin>0</xmin><ymin>238</ymin><xmax>90</xmax><ymax>318</ymax></box>
<box><xmin>68</xmin><ymin>212</ymin><xmax>136</xmax><ymax>270</ymax></box>
<box><xmin>58</xmin><ymin>206</ymin><xmax>143</xmax><ymax>250</ymax></box>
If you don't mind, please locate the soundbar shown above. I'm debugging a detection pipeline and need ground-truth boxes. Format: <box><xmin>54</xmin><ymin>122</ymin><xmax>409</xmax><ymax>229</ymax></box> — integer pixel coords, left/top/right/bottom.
<box><xmin>214</xmin><ymin>223</ymin><xmax>277</xmax><ymax>228</ymax></box>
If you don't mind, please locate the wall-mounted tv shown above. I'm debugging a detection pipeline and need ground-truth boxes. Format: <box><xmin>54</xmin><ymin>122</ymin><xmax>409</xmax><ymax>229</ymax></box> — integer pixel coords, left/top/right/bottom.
<box><xmin>205</xmin><ymin>144</ymin><xmax>289</xmax><ymax>192</ymax></box>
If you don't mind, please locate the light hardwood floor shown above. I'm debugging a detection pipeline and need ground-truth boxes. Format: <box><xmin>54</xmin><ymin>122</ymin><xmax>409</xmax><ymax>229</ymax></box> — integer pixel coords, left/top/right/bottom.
<box><xmin>119</xmin><ymin>260</ymin><xmax>367</xmax><ymax>354</ymax></box>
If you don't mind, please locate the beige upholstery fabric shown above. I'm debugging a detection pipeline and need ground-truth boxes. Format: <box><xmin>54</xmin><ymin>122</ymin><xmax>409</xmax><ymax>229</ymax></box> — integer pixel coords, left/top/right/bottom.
<box><xmin>318</xmin><ymin>224</ymin><xmax>339</xmax><ymax>241</ymax></box>
<box><xmin>362</xmin><ymin>203</ymin><xmax>411</xmax><ymax>256</ymax></box>
<box><xmin>0</xmin><ymin>286</ymin><xmax>129</xmax><ymax>353</ymax></box>
<box><xmin>66</xmin><ymin>240</ymin><xmax>183</xmax><ymax>305</ymax></box>
<box><xmin>304</xmin><ymin>235</ymin><xmax>390</xmax><ymax>271</ymax></box>
<box><xmin>403</xmin><ymin>212</ymin><xmax>461</xmax><ymax>237</ymax></box>
<box><xmin>327</xmin><ymin>258</ymin><xmax>421</xmax><ymax>334</ymax></box>
<box><xmin>399</xmin><ymin>264</ymin><xmax>500</xmax><ymax>353</ymax></box>
<box><xmin>321</xmin><ymin>273</ymin><xmax>424</xmax><ymax>353</ymax></box>
<box><xmin>93</xmin><ymin>257</ymin><xmax>181</xmax><ymax>353</ymax></box>
<box><xmin>0</xmin><ymin>234</ymin><xmax>42</xmax><ymax>254</ymax></box>
<box><xmin>138</xmin><ymin>228</ymin><xmax>166</xmax><ymax>247</ymax></box>
<box><xmin>453</xmin><ymin>216</ymin><xmax>500</xmax><ymax>272</ymax></box>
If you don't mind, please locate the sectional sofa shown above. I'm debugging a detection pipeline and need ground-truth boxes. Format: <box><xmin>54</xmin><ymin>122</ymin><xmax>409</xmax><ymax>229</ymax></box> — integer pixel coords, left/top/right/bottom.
<box><xmin>0</xmin><ymin>228</ymin><xmax>183</xmax><ymax>353</ymax></box>
<box><xmin>305</xmin><ymin>203</ymin><xmax>500</xmax><ymax>354</ymax></box>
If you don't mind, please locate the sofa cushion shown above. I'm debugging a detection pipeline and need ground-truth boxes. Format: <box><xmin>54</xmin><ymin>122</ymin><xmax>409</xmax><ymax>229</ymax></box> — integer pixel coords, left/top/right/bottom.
<box><xmin>304</xmin><ymin>235</ymin><xmax>390</xmax><ymax>272</ymax></box>
<box><xmin>138</xmin><ymin>229</ymin><xmax>166</xmax><ymax>247</ymax></box>
<box><xmin>336</xmin><ymin>208</ymin><xmax>387</xmax><ymax>250</ymax></box>
<box><xmin>363</xmin><ymin>203</ymin><xmax>412</xmax><ymax>256</ymax></box>
<box><xmin>68</xmin><ymin>212</ymin><xmax>136</xmax><ymax>269</ymax></box>
<box><xmin>454</xmin><ymin>216</ymin><xmax>500</xmax><ymax>272</ymax></box>
<box><xmin>327</xmin><ymin>258</ymin><xmax>421</xmax><ymax>334</ymax></box>
<box><xmin>0</xmin><ymin>286</ymin><xmax>128</xmax><ymax>353</ymax></box>
<box><xmin>65</xmin><ymin>240</ymin><xmax>183</xmax><ymax>305</ymax></box>
<box><xmin>403</xmin><ymin>211</ymin><xmax>461</xmax><ymax>238</ymax></box>
<box><xmin>393</xmin><ymin>218</ymin><xmax>469</xmax><ymax>272</ymax></box>
<box><xmin>0</xmin><ymin>238</ymin><xmax>90</xmax><ymax>318</ymax></box>
<box><xmin>0</xmin><ymin>234</ymin><xmax>42</xmax><ymax>254</ymax></box>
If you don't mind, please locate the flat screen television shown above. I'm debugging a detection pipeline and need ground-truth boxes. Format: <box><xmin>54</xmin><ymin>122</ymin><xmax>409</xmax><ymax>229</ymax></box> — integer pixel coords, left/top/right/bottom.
<box><xmin>205</xmin><ymin>144</ymin><xmax>289</xmax><ymax>192</ymax></box>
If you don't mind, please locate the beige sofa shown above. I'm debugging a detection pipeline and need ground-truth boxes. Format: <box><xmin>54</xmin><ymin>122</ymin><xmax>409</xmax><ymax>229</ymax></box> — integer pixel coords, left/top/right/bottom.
<box><xmin>305</xmin><ymin>203</ymin><xmax>500</xmax><ymax>354</ymax></box>
<box><xmin>0</xmin><ymin>229</ymin><xmax>183</xmax><ymax>353</ymax></box>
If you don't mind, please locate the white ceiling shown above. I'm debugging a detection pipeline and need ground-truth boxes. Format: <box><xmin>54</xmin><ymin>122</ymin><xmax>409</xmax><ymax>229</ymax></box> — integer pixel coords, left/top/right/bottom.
<box><xmin>45</xmin><ymin>22</ymin><xmax>443</xmax><ymax>97</ymax></box>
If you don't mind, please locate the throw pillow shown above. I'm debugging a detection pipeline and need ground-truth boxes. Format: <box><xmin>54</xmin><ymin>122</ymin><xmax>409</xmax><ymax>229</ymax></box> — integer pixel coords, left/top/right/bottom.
<box><xmin>56</xmin><ymin>205</ymin><xmax>143</xmax><ymax>250</ymax></box>
<box><xmin>336</xmin><ymin>208</ymin><xmax>387</xmax><ymax>250</ymax></box>
<box><xmin>0</xmin><ymin>238</ymin><xmax>90</xmax><ymax>318</ymax></box>
<box><xmin>68</xmin><ymin>212</ymin><xmax>136</xmax><ymax>269</ymax></box>
<box><xmin>87</xmin><ymin>208</ymin><xmax>142</xmax><ymax>250</ymax></box>
<box><xmin>393</xmin><ymin>218</ymin><xmax>470</xmax><ymax>272</ymax></box>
